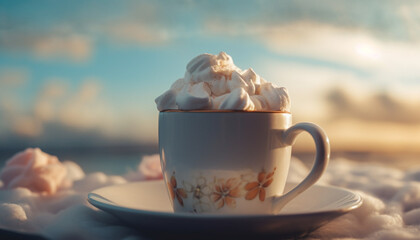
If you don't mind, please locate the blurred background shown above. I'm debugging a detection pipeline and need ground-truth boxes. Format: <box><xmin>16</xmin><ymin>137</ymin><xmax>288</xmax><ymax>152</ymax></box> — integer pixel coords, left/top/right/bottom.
<box><xmin>1</xmin><ymin>0</ymin><xmax>420</xmax><ymax>172</ymax></box>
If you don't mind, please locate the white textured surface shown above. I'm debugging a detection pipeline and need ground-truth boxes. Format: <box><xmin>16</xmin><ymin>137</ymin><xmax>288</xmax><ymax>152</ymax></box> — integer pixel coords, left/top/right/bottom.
<box><xmin>0</xmin><ymin>153</ymin><xmax>420</xmax><ymax>239</ymax></box>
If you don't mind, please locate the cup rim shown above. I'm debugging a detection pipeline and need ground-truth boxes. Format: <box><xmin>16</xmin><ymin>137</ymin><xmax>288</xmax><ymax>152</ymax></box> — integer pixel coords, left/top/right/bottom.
<box><xmin>160</xmin><ymin>110</ymin><xmax>291</xmax><ymax>114</ymax></box>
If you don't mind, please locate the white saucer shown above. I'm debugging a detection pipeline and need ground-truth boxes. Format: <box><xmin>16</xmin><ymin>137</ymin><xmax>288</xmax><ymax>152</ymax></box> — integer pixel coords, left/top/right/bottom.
<box><xmin>88</xmin><ymin>180</ymin><xmax>362</xmax><ymax>238</ymax></box>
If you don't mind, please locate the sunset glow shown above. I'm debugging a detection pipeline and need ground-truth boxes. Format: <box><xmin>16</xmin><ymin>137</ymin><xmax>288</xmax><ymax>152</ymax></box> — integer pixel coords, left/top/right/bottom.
<box><xmin>355</xmin><ymin>42</ymin><xmax>381</xmax><ymax>61</ymax></box>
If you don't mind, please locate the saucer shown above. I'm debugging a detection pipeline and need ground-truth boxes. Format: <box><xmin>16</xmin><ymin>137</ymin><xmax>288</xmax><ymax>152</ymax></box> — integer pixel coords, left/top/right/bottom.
<box><xmin>88</xmin><ymin>180</ymin><xmax>362</xmax><ymax>238</ymax></box>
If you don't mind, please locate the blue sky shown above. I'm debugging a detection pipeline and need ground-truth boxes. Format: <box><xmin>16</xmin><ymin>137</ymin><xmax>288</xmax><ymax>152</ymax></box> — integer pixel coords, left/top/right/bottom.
<box><xmin>1</xmin><ymin>0</ymin><xmax>420</xmax><ymax>152</ymax></box>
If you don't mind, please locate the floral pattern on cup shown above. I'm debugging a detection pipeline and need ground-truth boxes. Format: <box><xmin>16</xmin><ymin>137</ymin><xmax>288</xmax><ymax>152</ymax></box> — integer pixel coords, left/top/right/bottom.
<box><xmin>184</xmin><ymin>176</ymin><xmax>212</xmax><ymax>213</ymax></box>
<box><xmin>166</xmin><ymin>167</ymin><xmax>277</xmax><ymax>211</ymax></box>
<box><xmin>244</xmin><ymin>167</ymin><xmax>276</xmax><ymax>201</ymax></box>
<box><xmin>211</xmin><ymin>178</ymin><xmax>241</xmax><ymax>209</ymax></box>
<box><xmin>168</xmin><ymin>173</ymin><xmax>187</xmax><ymax>206</ymax></box>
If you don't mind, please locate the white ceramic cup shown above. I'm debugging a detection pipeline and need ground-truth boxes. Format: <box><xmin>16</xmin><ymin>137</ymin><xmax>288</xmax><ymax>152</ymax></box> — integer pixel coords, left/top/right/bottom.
<box><xmin>159</xmin><ymin>111</ymin><xmax>330</xmax><ymax>214</ymax></box>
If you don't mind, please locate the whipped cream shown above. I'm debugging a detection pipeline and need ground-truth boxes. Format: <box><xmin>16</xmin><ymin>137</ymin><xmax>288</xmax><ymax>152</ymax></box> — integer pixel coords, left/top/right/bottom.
<box><xmin>155</xmin><ymin>52</ymin><xmax>290</xmax><ymax>111</ymax></box>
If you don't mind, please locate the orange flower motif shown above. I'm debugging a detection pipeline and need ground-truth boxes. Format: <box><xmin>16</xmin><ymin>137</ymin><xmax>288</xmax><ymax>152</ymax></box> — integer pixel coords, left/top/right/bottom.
<box><xmin>211</xmin><ymin>178</ymin><xmax>241</xmax><ymax>209</ymax></box>
<box><xmin>244</xmin><ymin>168</ymin><xmax>276</xmax><ymax>202</ymax></box>
<box><xmin>168</xmin><ymin>174</ymin><xmax>187</xmax><ymax>206</ymax></box>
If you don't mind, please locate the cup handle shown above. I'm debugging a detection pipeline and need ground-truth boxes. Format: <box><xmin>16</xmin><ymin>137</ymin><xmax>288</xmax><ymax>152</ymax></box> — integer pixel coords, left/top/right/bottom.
<box><xmin>272</xmin><ymin>122</ymin><xmax>330</xmax><ymax>213</ymax></box>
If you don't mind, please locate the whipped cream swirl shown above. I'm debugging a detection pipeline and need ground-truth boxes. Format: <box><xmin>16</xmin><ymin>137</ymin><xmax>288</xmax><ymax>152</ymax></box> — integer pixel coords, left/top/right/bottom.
<box><xmin>155</xmin><ymin>52</ymin><xmax>290</xmax><ymax>111</ymax></box>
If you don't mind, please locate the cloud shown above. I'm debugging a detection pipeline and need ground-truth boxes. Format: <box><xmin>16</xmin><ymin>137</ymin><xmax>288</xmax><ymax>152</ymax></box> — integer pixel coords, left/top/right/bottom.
<box><xmin>326</xmin><ymin>119</ymin><xmax>420</xmax><ymax>153</ymax></box>
<box><xmin>326</xmin><ymin>87</ymin><xmax>420</xmax><ymax>124</ymax></box>
<box><xmin>0</xmin><ymin>70</ymin><xmax>158</xmax><ymax>148</ymax></box>
<box><xmin>32</xmin><ymin>34</ymin><xmax>92</xmax><ymax>61</ymax></box>
<box><xmin>398</xmin><ymin>2</ymin><xmax>420</xmax><ymax>40</ymax></box>
<box><xmin>101</xmin><ymin>2</ymin><xmax>172</xmax><ymax>45</ymax></box>
<box><xmin>0</xmin><ymin>1</ymin><xmax>173</xmax><ymax>60</ymax></box>
<box><xmin>256</xmin><ymin>59</ymin><xmax>420</xmax><ymax>153</ymax></box>
<box><xmin>106</xmin><ymin>22</ymin><xmax>170</xmax><ymax>46</ymax></box>
<box><xmin>1</xmin><ymin>78</ymin><xmax>113</xmax><ymax>146</ymax></box>
<box><xmin>208</xmin><ymin>19</ymin><xmax>420</xmax><ymax>77</ymax></box>
<box><xmin>203</xmin><ymin>1</ymin><xmax>420</xmax><ymax>88</ymax></box>
<box><xmin>11</xmin><ymin>116</ymin><xmax>42</xmax><ymax>138</ymax></box>
<box><xmin>0</xmin><ymin>32</ymin><xmax>92</xmax><ymax>61</ymax></box>
<box><xmin>0</xmin><ymin>76</ymin><xmax>158</xmax><ymax>149</ymax></box>
<box><xmin>257</xmin><ymin>60</ymin><xmax>374</xmax><ymax>121</ymax></box>
<box><xmin>204</xmin><ymin>0</ymin><xmax>420</xmax><ymax>42</ymax></box>
<box><xmin>0</xmin><ymin>69</ymin><xmax>28</xmax><ymax>87</ymax></box>
<box><xmin>34</xmin><ymin>79</ymin><xmax>67</xmax><ymax>123</ymax></box>
<box><xmin>58</xmin><ymin>79</ymin><xmax>111</xmax><ymax>130</ymax></box>
<box><xmin>30</xmin><ymin>78</ymin><xmax>109</xmax><ymax>132</ymax></box>
<box><xmin>5</xmin><ymin>80</ymin><xmax>68</xmax><ymax>138</ymax></box>
<box><xmin>257</xmin><ymin>58</ymin><xmax>420</xmax><ymax>117</ymax></box>
<box><xmin>322</xmin><ymin>86</ymin><xmax>420</xmax><ymax>152</ymax></box>
<box><xmin>2</xmin><ymin>0</ymin><xmax>420</xmax><ymax>60</ymax></box>
<box><xmin>0</xmin><ymin>68</ymin><xmax>30</xmax><ymax>138</ymax></box>
<box><xmin>259</xmin><ymin>22</ymin><xmax>384</xmax><ymax>69</ymax></box>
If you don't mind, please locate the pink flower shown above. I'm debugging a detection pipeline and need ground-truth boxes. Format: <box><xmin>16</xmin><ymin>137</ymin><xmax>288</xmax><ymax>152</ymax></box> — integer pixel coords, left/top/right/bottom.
<box><xmin>124</xmin><ymin>154</ymin><xmax>163</xmax><ymax>181</ymax></box>
<box><xmin>138</xmin><ymin>155</ymin><xmax>162</xmax><ymax>180</ymax></box>
<box><xmin>0</xmin><ymin>148</ymin><xmax>68</xmax><ymax>194</ymax></box>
